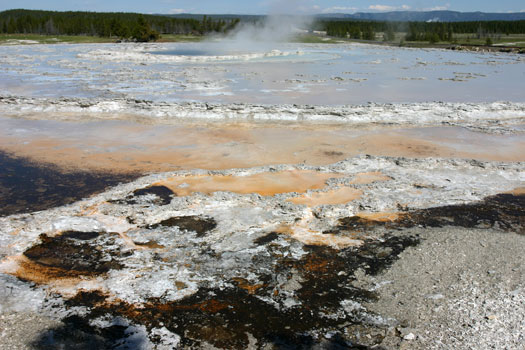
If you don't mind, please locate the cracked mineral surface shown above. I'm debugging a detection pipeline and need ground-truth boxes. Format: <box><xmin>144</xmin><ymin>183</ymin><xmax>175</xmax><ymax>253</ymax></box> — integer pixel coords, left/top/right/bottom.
<box><xmin>0</xmin><ymin>41</ymin><xmax>524</xmax><ymax>349</ymax></box>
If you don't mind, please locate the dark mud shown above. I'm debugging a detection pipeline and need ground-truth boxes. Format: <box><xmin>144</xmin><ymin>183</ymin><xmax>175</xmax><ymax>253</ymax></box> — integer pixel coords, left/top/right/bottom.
<box><xmin>0</xmin><ymin>151</ymin><xmax>139</xmax><ymax>217</ymax></box>
<box><xmin>23</xmin><ymin>231</ymin><xmax>127</xmax><ymax>276</ymax></box>
<box><xmin>254</xmin><ymin>231</ymin><xmax>280</xmax><ymax>245</ymax></box>
<box><xmin>148</xmin><ymin>215</ymin><xmax>217</xmax><ymax>237</ymax></box>
<box><xmin>30</xmin><ymin>315</ymin><xmax>139</xmax><ymax>350</ymax></box>
<box><xmin>111</xmin><ymin>185</ymin><xmax>175</xmax><ymax>206</ymax></box>
<box><xmin>56</xmin><ymin>235</ymin><xmax>418</xmax><ymax>349</ymax></box>
<box><xmin>332</xmin><ymin>194</ymin><xmax>524</xmax><ymax>234</ymax></box>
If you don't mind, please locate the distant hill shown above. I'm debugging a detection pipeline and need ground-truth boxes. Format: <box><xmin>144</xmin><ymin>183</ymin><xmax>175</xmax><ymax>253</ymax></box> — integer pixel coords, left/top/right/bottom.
<box><xmin>163</xmin><ymin>14</ymin><xmax>263</xmax><ymax>22</ymax></box>
<box><xmin>317</xmin><ymin>10</ymin><xmax>525</xmax><ymax>22</ymax></box>
<box><xmin>167</xmin><ymin>11</ymin><xmax>525</xmax><ymax>23</ymax></box>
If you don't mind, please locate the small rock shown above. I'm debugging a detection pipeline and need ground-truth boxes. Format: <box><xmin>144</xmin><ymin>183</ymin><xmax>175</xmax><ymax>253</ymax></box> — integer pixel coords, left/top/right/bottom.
<box><xmin>397</xmin><ymin>327</ymin><xmax>415</xmax><ymax>337</ymax></box>
<box><xmin>403</xmin><ymin>333</ymin><xmax>416</xmax><ymax>340</ymax></box>
<box><xmin>486</xmin><ymin>315</ymin><xmax>497</xmax><ymax>320</ymax></box>
<box><xmin>426</xmin><ymin>293</ymin><xmax>444</xmax><ymax>300</ymax></box>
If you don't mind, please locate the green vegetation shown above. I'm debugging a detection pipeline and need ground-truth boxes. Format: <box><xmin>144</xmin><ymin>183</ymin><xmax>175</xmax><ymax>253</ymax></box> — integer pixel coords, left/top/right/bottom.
<box><xmin>156</xmin><ymin>34</ymin><xmax>204</xmax><ymax>43</ymax></box>
<box><xmin>0</xmin><ymin>9</ymin><xmax>240</xmax><ymax>42</ymax></box>
<box><xmin>323</xmin><ymin>21</ymin><xmax>378</xmax><ymax>41</ymax></box>
<box><xmin>320</xmin><ymin>19</ymin><xmax>525</xmax><ymax>46</ymax></box>
<box><xmin>0</xmin><ymin>33</ymin><xmax>113</xmax><ymax>44</ymax></box>
<box><xmin>291</xmin><ymin>34</ymin><xmax>342</xmax><ymax>44</ymax></box>
<box><xmin>2</xmin><ymin>9</ymin><xmax>525</xmax><ymax>49</ymax></box>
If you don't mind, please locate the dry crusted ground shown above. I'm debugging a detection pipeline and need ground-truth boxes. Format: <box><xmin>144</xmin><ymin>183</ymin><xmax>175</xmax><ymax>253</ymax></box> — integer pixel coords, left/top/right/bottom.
<box><xmin>0</xmin><ymin>156</ymin><xmax>523</xmax><ymax>350</ymax></box>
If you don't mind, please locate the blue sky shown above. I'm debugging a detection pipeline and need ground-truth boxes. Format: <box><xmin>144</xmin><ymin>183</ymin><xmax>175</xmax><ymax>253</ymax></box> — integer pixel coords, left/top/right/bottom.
<box><xmin>0</xmin><ymin>0</ymin><xmax>524</xmax><ymax>15</ymax></box>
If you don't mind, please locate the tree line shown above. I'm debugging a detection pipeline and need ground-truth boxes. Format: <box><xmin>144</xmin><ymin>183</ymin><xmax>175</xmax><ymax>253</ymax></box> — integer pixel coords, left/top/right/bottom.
<box><xmin>321</xmin><ymin>19</ymin><xmax>525</xmax><ymax>42</ymax></box>
<box><xmin>0</xmin><ymin>9</ymin><xmax>240</xmax><ymax>41</ymax></box>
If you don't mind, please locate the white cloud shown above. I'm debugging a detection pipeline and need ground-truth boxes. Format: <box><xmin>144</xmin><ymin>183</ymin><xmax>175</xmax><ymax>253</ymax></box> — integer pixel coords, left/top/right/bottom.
<box><xmin>321</xmin><ymin>6</ymin><xmax>358</xmax><ymax>14</ymax></box>
<box><xmin>368</xmin><ymin>4</ymin><xmax>411</xmax><ymax>12</ymax></box>
<box><xmin>425</xmin><ymin>3</ymin><xmax>451</xmax><ymax>11</ymax></box>
<box><xmin>168</xmin><ymin>8</ymin><xmax>187</xmax><ymax>14</ymax></box>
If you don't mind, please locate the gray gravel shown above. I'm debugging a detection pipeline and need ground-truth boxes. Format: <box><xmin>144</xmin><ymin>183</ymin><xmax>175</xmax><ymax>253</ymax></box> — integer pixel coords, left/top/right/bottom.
<box><xmin>0</xmin><ymin>313</ymin><xmax>61</xmax><ymax>350</ymax></box>
<box><xmin>358</xmin><ymin>227</ymin><xmax>525</xmax><ymax>350</ymax></box>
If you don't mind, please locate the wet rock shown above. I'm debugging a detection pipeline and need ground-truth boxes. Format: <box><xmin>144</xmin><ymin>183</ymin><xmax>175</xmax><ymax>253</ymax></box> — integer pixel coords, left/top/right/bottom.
<box><xmin>253</xmin><ymin>232</ymin><xmax>280</xmax><ymax>245</ymax></box>
<box><xmin>57</xmin><ymin>233</ymin><xmax>420</xmax><ymax>349</ymax></box>
<box><xmin>110</xmin><ymin>185</ymin><xmax>175</xmax><ymax>206</ymax></box>
<box><xmin>332</xmin><ymin>193</ymin><xmax>524</xmax><ymax>234</ymax></box>
<box><xmin>132</xmin><ymin>185</ymin><xmax>175</xmax><ymax>205</ymax></box>
<box><xmin>148</xmin><ymin>216</ymin><xmax>217</xmax><ymax>237</ymax></box>
<box><xmin>23</xmin><ymin>231</ymin><xmax>126</xmax><ymax>275</ymax></box>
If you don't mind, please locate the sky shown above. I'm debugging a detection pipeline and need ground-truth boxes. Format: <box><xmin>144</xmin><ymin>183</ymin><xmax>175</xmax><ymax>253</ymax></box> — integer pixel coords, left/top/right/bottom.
<box><xmin>0</xmin><ymin>0</ymin><xmax>524</xmax><ymax>15</ymax></box>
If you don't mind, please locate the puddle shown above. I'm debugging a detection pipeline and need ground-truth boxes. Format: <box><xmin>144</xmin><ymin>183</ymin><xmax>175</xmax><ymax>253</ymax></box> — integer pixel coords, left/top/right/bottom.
<box><xmin>0</xmin><ymin>151</ymin><xmax>139</xmax><ymax>216</ymax></box>
<box><xmin>286</xmin><ymin>171</ymin><xmax>392</xmax><ymax>207</ymax></box>
<box><xmin>288</xmin><ymin>187</ymin><xmax>362</xmax><ymax>207</ymax></box>
<box><xmin>157</xmin><ymin>170</ymin><xmax>345</xmax><ymax>197</ymax></box>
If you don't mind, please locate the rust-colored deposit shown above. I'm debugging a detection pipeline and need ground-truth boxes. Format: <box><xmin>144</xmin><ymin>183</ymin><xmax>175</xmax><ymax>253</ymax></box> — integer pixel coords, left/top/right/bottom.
<box><xmin>0</xmin><ymin>231</ymin><xmax>127</xmax><ymax>292</ymax></box>
<box><xmin>288</xmin><ymin>186</ymin><xmax>362</xmax><ymax>206</ymax></box>
<box><xmin>350</xmin><ymin>172</ymin><xmax>392</xmax><ymax>185</ymax></box>
<box><xmin>276</xmin><ymin>224</ymin><xmax>364</xmax><ymax>249</ymax></box>
<box><xmin>1</xmin><ymin>116</ymin><xmax>523</xmax><ymax>174</ymax></box>
<box><xmin>157</xmin><ymin>170</ymin><xmax>344</xmax><ymax>197</ymax></box>
<box><xmin>508</xmin><ymin>187</ymin><xmax>525</xmax><ymax>195</ymax></box>
<box><xmin>356</xmin><ymin>212</ymin><xmax>401</xmax><ymax>222</ymax></box>
<box><xmin>3</xmin><ymin>256</ymin><xmax>99</xmax><ymax>293</ymax></box>
<box><xmin>232</xmin><ymin>278</ymin><xmax>266</xmax><ymax>295</ymax></box>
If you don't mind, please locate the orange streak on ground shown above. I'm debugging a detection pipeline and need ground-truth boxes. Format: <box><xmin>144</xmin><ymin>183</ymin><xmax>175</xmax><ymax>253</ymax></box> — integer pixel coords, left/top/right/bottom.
<box><xmin>156</xmin><ymin>170</ymin><xmax>345</xmax><ymax>197</ymax></box>
<box><xmin>350</xmin><ymin>172</ymin><xmax>392</xmax><ymax>184</ymax></box>
<box><xmin>232</xmin><ymin>278</ymin><xmax>266</xmax><ymax>295</ymax></box>
<box><xmin>288</xmin><ymin>172</ymin><xmax>391</xmax><ymax>207</ymax></box>
<box><xmin>356</xmin><ymin>212</ymin><xmax>401</xmax><ymax>222</ymax></box>
<box><xmin>508</xmin><ymin>187</ymin><xmax>525</xmax><ymax>195</ymax></box>
<box><xmin>288</xmin><ymin>187</ymin><xmax>362</xmax><ymax>207</ymax></box>
<box><xmin>2</xmin><ymin>256</ymin><xmax>99</xmax><ymax>295</ymax></box>
<box><xmin>276</xmin><ymin>223</ymin><xmax>363</xmax><ymax>249</ymax></box>
<box><xmin>1</xmin><ymin>117</ymin><xmax>522</xmax><ymax>175</ymax></box>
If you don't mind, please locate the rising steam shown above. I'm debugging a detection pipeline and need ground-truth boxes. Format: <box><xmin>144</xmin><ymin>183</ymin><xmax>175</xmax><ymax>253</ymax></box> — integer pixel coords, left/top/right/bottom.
<box><xmin>210</xmin><ymin>1</ymin><xmax>314</xmax><ymax>52</ymax></box>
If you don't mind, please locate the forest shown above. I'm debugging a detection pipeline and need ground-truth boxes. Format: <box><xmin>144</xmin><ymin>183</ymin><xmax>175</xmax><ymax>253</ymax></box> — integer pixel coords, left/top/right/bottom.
<box><xmin>0</xmin><ymin>9</ymin><xmax>240</xmax><ymax>41</ymax></box>
<box><xmin>322</xmin><ymin>19</ymin><xmax>525</xmax><ymax>42</ymax></box>
<box><xmin>2</xmin><ymin>9</ymin><xmax>525</xmax><ymax>44</ymax></box>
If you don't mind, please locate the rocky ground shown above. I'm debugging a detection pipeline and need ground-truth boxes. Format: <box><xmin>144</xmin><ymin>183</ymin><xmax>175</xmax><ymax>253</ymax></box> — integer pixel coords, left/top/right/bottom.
<box><xmin>358</xmin><ymin>226</ymin><xmax>525</xmax><ymax>350</ymax></box>
<box><xmin>0</xmin><ymin>156</ymin><xmax>523</xmax><ymax>349</ymax></box>
<box><xmin>1</xmin><ymin>96</ymin><xmax>524</xmax><ymax>134</ymax></box>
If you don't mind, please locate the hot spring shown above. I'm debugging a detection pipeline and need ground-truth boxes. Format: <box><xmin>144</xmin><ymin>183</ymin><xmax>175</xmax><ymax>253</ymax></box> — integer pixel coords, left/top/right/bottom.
<box><xmin>0</xmin><ymin>41</ymin><xmax>524</xmax><ymax>104</ymax></box>
<box><xmin>149</xmin><ymin>41</ymin><xmax>331</xmax><ymax>63</ymax></box>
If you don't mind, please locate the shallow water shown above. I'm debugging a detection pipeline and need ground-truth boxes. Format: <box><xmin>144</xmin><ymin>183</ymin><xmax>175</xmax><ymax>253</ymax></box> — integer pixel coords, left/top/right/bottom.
<box><xmin>1</xmin><ymin>116</ymin><xmax>522</xmax><ymax>174</ymax></box>
<box><xmin>1</xmin><ymin>42</ymin><xmax>524</xmax><ymax>104</ymax></box>
<box><xmin>0</xmin><ymin>151</ymin><xmax>138</xmax><ymax>216</ymax></box>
